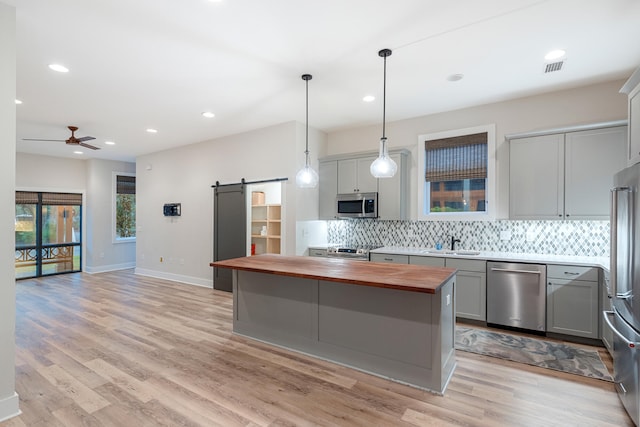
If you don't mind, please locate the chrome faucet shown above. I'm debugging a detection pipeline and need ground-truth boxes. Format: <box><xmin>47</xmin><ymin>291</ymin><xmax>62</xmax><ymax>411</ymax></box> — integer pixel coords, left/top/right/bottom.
<box><xmin>450</xmin><ymin>236</ymin><xmax>461</xmax><ymax>251</ymax></box>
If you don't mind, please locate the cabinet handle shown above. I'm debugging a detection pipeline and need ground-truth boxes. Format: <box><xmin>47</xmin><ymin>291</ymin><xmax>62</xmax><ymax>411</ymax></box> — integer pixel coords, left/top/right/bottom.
<box><xmin>384</xmin><ymin>258</ymin><xmax>393</xmax><ymax>261</ymax></box>
<box><xmin>564</xmin><ymin>272</ymin><xmax>580</xmax><ymax>276</ymax></box>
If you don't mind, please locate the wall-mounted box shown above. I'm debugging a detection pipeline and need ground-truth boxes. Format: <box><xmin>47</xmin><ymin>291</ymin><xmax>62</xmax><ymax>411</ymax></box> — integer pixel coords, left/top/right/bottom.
<box><xmin>163</xmin><ymin>203</ymin><xmax>181</xmax><ymax>216</ymax></box>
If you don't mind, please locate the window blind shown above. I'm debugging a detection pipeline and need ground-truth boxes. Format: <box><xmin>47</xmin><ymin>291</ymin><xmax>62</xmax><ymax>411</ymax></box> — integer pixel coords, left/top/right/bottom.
<box><xmin>425</xmin><ymin>132</ymin><xmax>488</xmax><ymax>182</ymax></box>
<box><xmin>41</xmin><ymin>192</ymin><xmax>83</xmax><ymax>205</ymax></box>
<box><xmin>15</xmin><ymin>191</ymin><xmax>39</xmax><ymax>204</ymax></box>
<box><xmin>16</xmin><ymin>191</ymin><xmax>82</xmax><ymax>205</ymax></box>
<box><xmin>116</xmin><ymin>175</ymin><xmax>136</xmax><ymax>195</ymax></box>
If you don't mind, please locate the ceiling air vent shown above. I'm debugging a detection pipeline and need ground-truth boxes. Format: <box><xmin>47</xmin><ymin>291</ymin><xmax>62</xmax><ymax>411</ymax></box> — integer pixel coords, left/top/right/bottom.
<box><xmin>544</xmin><ymin>61</ymin><xmax>564</xmax><ymax>73</ymax></box>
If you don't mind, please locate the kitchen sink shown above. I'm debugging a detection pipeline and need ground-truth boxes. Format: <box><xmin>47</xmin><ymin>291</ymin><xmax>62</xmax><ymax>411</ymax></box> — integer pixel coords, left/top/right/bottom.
<box><xmin>422</xmin><ymin>249</ymin><xmax>481</xmax><ymax>256</ymax></box>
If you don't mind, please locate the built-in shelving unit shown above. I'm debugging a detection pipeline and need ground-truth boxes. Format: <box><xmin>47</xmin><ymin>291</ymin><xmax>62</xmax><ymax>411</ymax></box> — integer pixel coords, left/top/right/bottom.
<box><xmin>251</xmin><ymin>204</ymin><xmax>281</xmax><ymax>255</ymax></box>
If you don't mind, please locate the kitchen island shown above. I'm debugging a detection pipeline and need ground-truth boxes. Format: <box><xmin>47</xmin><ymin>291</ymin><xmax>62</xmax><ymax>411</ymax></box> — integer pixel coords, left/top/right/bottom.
<box><xmin>211</xmin><ymin>254</ymin><xmax>457</xmax><ymax>394</ymax></box>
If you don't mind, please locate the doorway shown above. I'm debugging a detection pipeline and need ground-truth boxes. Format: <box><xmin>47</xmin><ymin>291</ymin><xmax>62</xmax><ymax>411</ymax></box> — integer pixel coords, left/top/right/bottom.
<box><xmin>15</xmin><ymin>191</ymin><xmax>82</xmax><ymax>279</ymax></box>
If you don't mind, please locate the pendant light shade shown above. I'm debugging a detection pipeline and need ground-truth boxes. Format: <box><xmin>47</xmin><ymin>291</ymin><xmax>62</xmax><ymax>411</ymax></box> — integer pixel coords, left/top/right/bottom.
<box><xmin>296</xmin><ymin>74</ymin><xmax>319</xmax><ymax>188</ymax></box>
<box><xmin>370</xmin><ymin>48</ymin><xmax>398</xmax><ymax>179</ymax></box>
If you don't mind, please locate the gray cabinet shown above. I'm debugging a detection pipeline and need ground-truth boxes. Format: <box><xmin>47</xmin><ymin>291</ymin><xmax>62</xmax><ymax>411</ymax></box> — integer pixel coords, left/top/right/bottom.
<box><xmin>319</xmin><ymin>161</ymin><xmax>338</xmax><ymax>220</ymax></box>
<box><xmin>621</xmin><ymin>67</ymin><xmax>640</xmax><ymax>165</ymax></box>
<box><xmin>546</xmin><ymin>264</ymin><xmax>599</xmax><ymax>339</ymax></box>
<box><xmin>510</xmin><ymin>126</ymin><xmax>627</xmax><ymax>220</ymax></box>
<box><xmin>337</xmin><ymin>157</ymin><xmax>377</xmax><ymax>194</ymax></box>
<box><xmin>446</xmin><ymin>258</ymin><xmax>486</xmax><ymax>322</ymax></box>
<box><xmin>377</xmin><ymin>152</ymin><xmax>409</xmax><ymax>220</ymax></box>
<box><xmin>564</xmin><ymin>127</ymin><xmax>627</xmax><ymax>218</ymax></box>
<box><xmin>409</xmin><ymin>256</ymin><xmax>486</xmax><ymax>321</ymax></box>
<box><xmin>308</xmin><ymin>247</ymin><xmax>327</xmax><ymax>257</ymax></box>
<box><xmin>510</xmin><ymin>133</ymin><xmax>564</xmax><ymax>220</ymax></box>
<box><xmin>409</xmin><ymin>255</ymin><xmax>445</xmax><ymax>267</ymax></box>
<box><xmin>319</xmin><ymin>149</ymin><xmax>410</xmax><ymax>220</ymax></box>
<box><xmin>370</xmin><ymin>253</ymin><xmax>408</xmax><ymax>264</ymax></box>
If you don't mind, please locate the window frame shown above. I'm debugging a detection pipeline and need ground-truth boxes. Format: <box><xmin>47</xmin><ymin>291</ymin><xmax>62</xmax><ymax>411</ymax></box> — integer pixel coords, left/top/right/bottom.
<box><xmin>113</xmin><ymin>171</ymin><xmax>136</xmax><ymax>243</ymax></box>
<box><xmin>417</xmin><ymin>124</ymin><xmax>496</xmax><ymax>221</ymax></box>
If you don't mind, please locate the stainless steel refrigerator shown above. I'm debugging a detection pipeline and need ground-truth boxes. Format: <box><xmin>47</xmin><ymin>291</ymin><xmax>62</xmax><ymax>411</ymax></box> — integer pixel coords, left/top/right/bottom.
<box><xmin>606</xmin><ymin>161</ymin><xmax>640</xmax><ymax>426</ymax></box>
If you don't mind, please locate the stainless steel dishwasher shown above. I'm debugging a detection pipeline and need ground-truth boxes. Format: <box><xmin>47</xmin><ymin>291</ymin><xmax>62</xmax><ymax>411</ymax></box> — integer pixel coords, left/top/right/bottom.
<box><xmin>487</xmin><ymin>261</ymin><xmax>547</xmax><ymax>332</ymax></box>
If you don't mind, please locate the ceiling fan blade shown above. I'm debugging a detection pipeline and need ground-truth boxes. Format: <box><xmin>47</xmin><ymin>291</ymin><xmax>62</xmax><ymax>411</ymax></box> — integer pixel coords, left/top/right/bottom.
<box><xmin>79</xmin><ymin>142</ymin><xmax>100</xmax><ymax>150</ymax></box>
<box><xmin>22</xmin><ymin>138</ymin><xmax>66</xmax><ymax>142</ymax></box>
<box><xmin>76</xmin><ymin>136</ymin><xmax>96</xmax><ymax>142</ymax></box>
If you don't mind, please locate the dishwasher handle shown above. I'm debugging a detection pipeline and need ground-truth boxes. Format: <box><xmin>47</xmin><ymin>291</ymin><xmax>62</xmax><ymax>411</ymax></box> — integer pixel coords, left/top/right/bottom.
<box><xmin>490</xmin><ymin>267</ymin><xmax>542</xmax><ymax>275</ymax></box>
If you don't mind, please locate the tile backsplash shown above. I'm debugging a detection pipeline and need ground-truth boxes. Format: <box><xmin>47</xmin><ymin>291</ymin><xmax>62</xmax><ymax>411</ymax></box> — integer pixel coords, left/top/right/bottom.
<box><xmin>327</xmin><ymin>219</ymin><xmax>610</xmax><ymax>257</ymax></box>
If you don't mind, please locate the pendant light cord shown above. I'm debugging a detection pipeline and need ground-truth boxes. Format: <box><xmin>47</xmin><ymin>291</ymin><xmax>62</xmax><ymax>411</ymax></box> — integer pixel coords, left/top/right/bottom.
<box><xmin>382</xmin><ymin>54</ymin><xmax>386</xmax><ymax>139</ymax></box>
<box><xmin>378</xmin><ymin>49</ymin><xmax>391</xmax><ymax>139</ymax></box>
<box><xmin>305</xmin><ymin>77</ymin><xmax>309</xmax><ymax>158</ymax></box>
<box><xmin>301</xmin><ymin>74</ymin><xmax>312</xmax><ymax>166</ymax></box>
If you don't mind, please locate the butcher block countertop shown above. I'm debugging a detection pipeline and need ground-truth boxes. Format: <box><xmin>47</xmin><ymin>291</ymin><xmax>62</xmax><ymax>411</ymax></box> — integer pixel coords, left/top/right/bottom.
<box><xmin>211</xmin><ymin>254</ymin><xmax>456</xmax><ymax>294</ymax></box>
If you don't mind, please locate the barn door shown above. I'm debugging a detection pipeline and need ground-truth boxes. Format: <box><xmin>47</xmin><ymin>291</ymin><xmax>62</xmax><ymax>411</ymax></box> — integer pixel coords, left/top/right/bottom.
<box><xmin>213</xmin><ymin>183</ymin><xmax>246</xmax><ymax>292</ymax></box>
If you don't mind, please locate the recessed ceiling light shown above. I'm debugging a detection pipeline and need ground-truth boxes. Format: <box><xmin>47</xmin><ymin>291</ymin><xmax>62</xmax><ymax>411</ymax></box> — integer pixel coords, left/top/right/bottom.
<box><xmin>73</xmin><ymin>151</ymin><xmax>83</xmax><ymax>155</ymax></box>
<box><xmin>447</xmin><ymin>73</ymin><xmax>464</xmax><ymax>82</ymax></box>
<box><xmin>202</xmin><ymin>111</ymin><xmax>215</xmax><ymax>118</ymax></box>
<box><xmin>105</xmin><ymin>141</ymin><xmax>115</xmax><ymax>145</ymax></box>
<box><xmin>146</xmin><ymin>128</ymin><xmax>158</xmax><ymax>133</ymax></box>
<box><xmin>15</xmin><ymin>99</ymin><xmax>22</xmax><ymax>104</ymax></box>
<box><xmin>48</xmin><ymin>63</ymin><xmax>69</xmax><ymax>73</ymax></box>
<box><xmin>362</xmin><ymin>95</ymin><xmax>375</xmax><ymax>103</ymax></box>
<box><xmin>545</xmin><ymin>49</ymin><xmax>566</xmax><ymax>61</ymax></box>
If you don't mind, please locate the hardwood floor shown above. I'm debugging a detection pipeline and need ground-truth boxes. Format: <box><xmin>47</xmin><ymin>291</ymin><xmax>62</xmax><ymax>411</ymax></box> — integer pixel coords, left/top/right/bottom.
<box><xmin>2</xmin><ymin>270</ymin><xmax>633</xmax><ymax>426</ymax></box>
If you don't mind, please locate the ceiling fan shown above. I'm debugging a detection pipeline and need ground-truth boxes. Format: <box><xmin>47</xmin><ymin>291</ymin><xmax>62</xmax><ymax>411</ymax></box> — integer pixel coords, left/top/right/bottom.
<box><xmin>23</xmin><ymin>125</ymin><xmax>100</xmax><ymax>150</ymax></box>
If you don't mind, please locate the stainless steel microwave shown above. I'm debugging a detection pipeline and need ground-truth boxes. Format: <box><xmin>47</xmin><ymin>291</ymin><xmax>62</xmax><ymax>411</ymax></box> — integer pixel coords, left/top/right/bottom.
<box><xmin>336</xmin><ymin>192</ymin><xmax>378</xmax><ymax>218</ymax></box>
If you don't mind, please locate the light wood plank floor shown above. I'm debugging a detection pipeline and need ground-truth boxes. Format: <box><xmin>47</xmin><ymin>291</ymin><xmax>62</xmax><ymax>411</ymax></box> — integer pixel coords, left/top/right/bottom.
<box><xmin>2</xmin><ymin>270</ymin><xmax>633</xmax><ymax>427</ymax></box>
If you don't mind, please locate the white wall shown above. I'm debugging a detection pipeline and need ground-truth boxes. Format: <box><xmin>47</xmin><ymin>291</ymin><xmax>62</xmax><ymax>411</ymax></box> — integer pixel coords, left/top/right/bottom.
<box><xmin>135</xmin><ymin>121</ymin><xmax>327</xmax><ymax>287</ymax></box>
<box><xmin>15</xmin><ymin>154</ymin><xmax>136</xmax><ymax>273</ymax></box>
<box><xmin>85</xmin><ymin>159</ymin><xmax>136</xmax><ymax>273</ymax></box>
<box><xmin>327</xmin><ymin>79</ymin><xmax>629</xmax><ymax>219</ymax></box>
<box><xmin>0</xmin><ymin>2</ymin><xmax>19</xmax><ymax>421</ymax></box>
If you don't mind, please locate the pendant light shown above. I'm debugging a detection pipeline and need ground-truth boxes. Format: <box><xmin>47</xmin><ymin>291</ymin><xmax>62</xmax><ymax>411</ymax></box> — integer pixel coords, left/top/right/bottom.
<box><xmin>370</xmin><ymin>48</ymin><xmax>398</xmax><ymax>178</ymax></box>
<box><xmin>295</xmin><ymin>74</ymin><xmax>319</xmax><ymax>188</ymax></box>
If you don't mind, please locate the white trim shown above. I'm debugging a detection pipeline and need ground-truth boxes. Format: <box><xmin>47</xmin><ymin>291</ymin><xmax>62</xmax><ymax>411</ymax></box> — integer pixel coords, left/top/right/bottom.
<box><xmin>417</xmin><ymin>124</ymin><xmax>496</xmax><ymax>221</ymax></box>
<box><xmin>134</xmin><ymin>268</ymin><xmax>213</xmax><ymax>288</ymax></box>
<box><xmin>84</xmin><ymin>262</ymin><xmax>136</xmax><ymax>274</ymax></box>
<box><xmin>0</xmin><ymin>392</ymin><xmax>20</xmax><ymax>423</ymax></box>
<box><xmin>112</xmin><ymin>171</ymin><xmax>136</xmax><ymax>243</ymax></box>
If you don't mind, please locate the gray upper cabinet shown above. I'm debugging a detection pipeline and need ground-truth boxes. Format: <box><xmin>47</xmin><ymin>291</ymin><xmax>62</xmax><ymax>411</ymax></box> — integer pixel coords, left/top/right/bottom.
<box><xmin>509</xmin><ymin>125</ymin><xmax>627</xmax><ymax>220</ymax></box>
<box><xmin>621</xmin><ymin>66</ymin><xmax>640</xmax><ymax>166</ymax></box>
<box><xmin>510</xmin><ymin>133</ymin><xmax>564</xmax><ymax>220</ymax></box>
<box><xmin>337</xmin><ymin>157</ymin><xmax>378</xmax><ymax>194</ymax></box>
<box><xmin>319</xmin><ymin>149</ymin><xmax>410</xmax><ymax>220</ymax></box>
<box><xmin>319</xmin><ymin>161</ymin><xmax>338</xmax><ymax>220</ymax></box>
<box><xmin>377</xmin><ymin>152</ymin><xmax>409</xmax><ymax>220</ymax></box>
<box><xmin>564</xmin><ymin>127</ymin><xmax>627</xmax><ymax>219</ymax></box>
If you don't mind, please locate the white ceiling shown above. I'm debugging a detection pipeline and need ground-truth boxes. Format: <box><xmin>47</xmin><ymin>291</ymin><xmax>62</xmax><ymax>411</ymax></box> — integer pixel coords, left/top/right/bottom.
<box><xmin>9</xmin><ymin>0</ymin><xmax>640</xmax><ymax>162</ymax></box>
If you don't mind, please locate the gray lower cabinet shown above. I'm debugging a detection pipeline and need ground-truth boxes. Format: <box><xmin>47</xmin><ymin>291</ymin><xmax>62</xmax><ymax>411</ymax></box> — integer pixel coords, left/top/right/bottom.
<box><xmin>370</xmin><ymin>253</ymin><xmax>408</xmax><ymax>264</ymax></box>
<box><xmin>445</xmin><ymin>258</ymin><xmax>486</xmax><ymax>322</ymax></box>
<box><xmin>546</xmin><ymin>264</ymin><xmax>599</xmax><ymax>339</ymax></box>
<box><xmin>309</xmin><ymin>248</ymin><xmax>327</xmax><ymax>257</ymax></box>
<box><xmin>409</xmin><ymin>256</ymin><xmax>486</xmax><ymax>321</ymax></box>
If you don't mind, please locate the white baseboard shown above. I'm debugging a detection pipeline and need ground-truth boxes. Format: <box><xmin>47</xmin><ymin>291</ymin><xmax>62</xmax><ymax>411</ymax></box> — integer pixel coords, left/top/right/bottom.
<box><xmin>134</xmin><ymin>268</ymin><xmax>212</xmax><ymax>288</ymax></box>
<box><xmin>84</xmin><ymin>262</ymin><xmax>136</xmax><ymax>274</ymax></box>
<box><xmin>0</xmin><ymin>392</ymin><xmax>21</xmax><ymax>423</ymax></box>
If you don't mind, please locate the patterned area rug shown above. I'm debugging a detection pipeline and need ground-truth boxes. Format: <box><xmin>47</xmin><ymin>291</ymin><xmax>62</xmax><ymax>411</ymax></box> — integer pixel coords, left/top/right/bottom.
<box><xmin>456</xmin><ymin>326</ymin><xmax>613</xmax><ymax>382</ymax></box>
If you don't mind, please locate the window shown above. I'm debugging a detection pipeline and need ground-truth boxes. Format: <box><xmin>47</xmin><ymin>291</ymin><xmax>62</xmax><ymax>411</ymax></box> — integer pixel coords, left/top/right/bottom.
<box><xmin>114</xmin><ymin>173</ymin><xmax>136</xmax><ymax>240</ymax></box>
<box><xmin>418</xmin><ymin>125</ymin><xmax>495</xmax><ymax>220</ymax></box>
<box><xmin>15</xmin><ymin>191</ymin><xmax>82</xmax><ymax>279</ymax></box>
